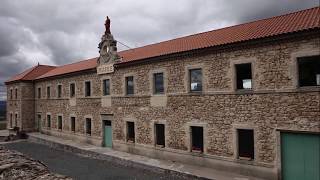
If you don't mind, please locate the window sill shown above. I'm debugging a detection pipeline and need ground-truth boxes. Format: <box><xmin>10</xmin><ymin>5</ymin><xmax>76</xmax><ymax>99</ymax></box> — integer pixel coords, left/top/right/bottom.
<box><xmin>235</xmin><ymin>89</ymin><xmax>253</xmax><ymax>94</ymax></box>
<box><xmin>297</xmin><ymin>86</ymin><xmax>320</xmax><ymax>91</ymax></box>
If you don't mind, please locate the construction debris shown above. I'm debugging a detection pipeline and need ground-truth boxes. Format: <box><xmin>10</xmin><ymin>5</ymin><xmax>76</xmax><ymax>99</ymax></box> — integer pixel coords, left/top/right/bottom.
<box><xmin>0</xmin><ymin>146</ymin><xmax>72</xmax><ymax>180</ymax></box>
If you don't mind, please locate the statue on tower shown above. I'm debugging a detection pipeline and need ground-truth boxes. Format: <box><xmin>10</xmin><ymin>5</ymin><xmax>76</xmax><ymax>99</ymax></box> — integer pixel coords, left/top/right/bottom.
<box><xmin>105</xmin><ymin>16</ymin><xmax>111</xmax><ymax>34</ymax></box>
<box><xmin>97</xmin><ymin>15</ymin><xmax>121</xmax><ymax>68</ymax></box>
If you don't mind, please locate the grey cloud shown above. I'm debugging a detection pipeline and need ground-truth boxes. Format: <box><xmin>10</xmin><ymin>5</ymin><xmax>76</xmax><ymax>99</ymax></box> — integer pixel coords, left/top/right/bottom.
<box><xmin>0</xmin><ymin>0</ymin><xmax>318</xmax><ymax>100</ymax></box>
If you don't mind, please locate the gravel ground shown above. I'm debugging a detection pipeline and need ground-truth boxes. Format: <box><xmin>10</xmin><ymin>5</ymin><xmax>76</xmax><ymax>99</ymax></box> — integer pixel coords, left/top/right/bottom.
<box><xmin>4</xmin><ymin>141</ymin><xmax>194</xmax><ymax>180</ymax></box>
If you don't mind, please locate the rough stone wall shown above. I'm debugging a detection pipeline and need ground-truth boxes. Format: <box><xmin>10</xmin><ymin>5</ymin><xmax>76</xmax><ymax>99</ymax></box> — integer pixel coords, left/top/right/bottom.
<box><xmin>6</xmin><ymin>84</ymin><xmax>21</xmax><ymax>129</ymax></box>
<box><xmin>31</xmin><ymin>34</ymin><xmax>320</xmax><ymax>167</ymax></box>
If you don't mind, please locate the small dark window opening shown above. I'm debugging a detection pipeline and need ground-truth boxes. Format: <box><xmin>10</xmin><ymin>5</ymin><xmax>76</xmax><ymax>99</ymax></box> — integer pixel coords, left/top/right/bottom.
<box><xmin>126</xmin><ymin>76</ymin><xmax>134</xmax><ymax>95</ymax></box>
<box><xmin>127</xmin><ymin>121</ymin><xmax>135</xmax><ymax>142</ymax></box>
<box><xmin>47</xmin><ymin>115</ymin><xmax>51</xmax><ymax>128</ymax></box>
<box><xmin>57</xmin><ymin>85</ymin><xmax>62</xmax><ymax>98</ymax></box>
<box><xmin>155</xmin><ymin>124</ymin><xmax>165</xmax><ymax>147</ymax></box>
<box><xmin>10</xmin><ymin>113</ymin><xmax>13</xmax><ymax>128</ymax></box>
<box><xmin>58</xmin><ymin>116</ymin><xmax>62</xmax><ymax>130</ymax></box>
<box><xmin>71</xmin><ymin>117</ymin><xmax>76</xmax><ymax>132</ymax></box>
<box><xmin>154</xmin><ymin>73</ymin><xmax>164</xmax><ymax>94</ymax></box>
<box><xmin>238</xmin><ymin>129</ymin><xmax>254</xmax><ymax>160</ymax></box>
<box><xmin>70</xmin><ymin>83</ymin><xmax>75</xmax><ymax>97</ymax></box>
<box><xmin>14</xmin><ymin>114</ymin><xmax>17</xmax><ymax>127</ymax></box>
<box><xmin>236</xmin><ymin>63</ymin><xmax>252</xmax><ymax>90</ymax></box>
<box><xmin>85</xmin><ymin>81</ymin><xmax>91</xmax><ymax>97</ymax></box>
<box><xmin>189</xmin><ymin>69</ymin><xmax>202</xmax><ymax>92</ymax></box>
<box><xmin>298</xmin><ymin>55</ymin><xmax>320</xmax><ymax>87</ymax></box>
<box><xmin>10</xmin><ymin>89</ymin><xmax>13</xmax><ymax>99</ymax></box>
<box><xmin>15</xmin><ymin>89</ymin><xmax>18</xmax><ymax>99</ymax></box>
<box><xmin>103</xmin><ymin>79</ymin><xmax>110</xmax><ymax>96</ymax></box>
<box><xmin>38</xmin><ymin>88</ymin><xmax>41</xmax><ymax>99</ymax></box>
<box><xmin>191</xmin><ymin>126</ymin><xmax>204</xmax><ymax>152</ymax></box>
<box><xmin>86</xmin><ymin>118</ymin><xmax>91</xmax><ymax>135</ymax></box>
<box><xmin>47</xmin><ymin>86</ymin><xmax>51</xmax><ymax>98</ymax></box>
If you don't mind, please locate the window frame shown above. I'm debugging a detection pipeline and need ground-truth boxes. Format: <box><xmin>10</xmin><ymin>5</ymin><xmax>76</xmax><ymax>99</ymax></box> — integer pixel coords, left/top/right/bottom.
<box><xmin>237</xmin><ymin>129</ymin><xmax>255</xmax><ymax>160</ymax></box>
<box><xmin>155</xmin><ymin>123</ymin><xmax>165</xmax><ymax>147</ymax></box>
<box><xmin>70</xmin><ymin>117</ymin><xmax>76</xmax><ymax>132</ymax></box>
<box><xmin>235</xmin><ymin>63</ymin><xmax>253</xmax><ymax>90</ymax></box>
<box><xmin>153</xmin><ymin>72</ymin><xmax>164</xmax><ymax>94</ymax></box>
<box><xmin>84</xmin><ymin>81</ymin><xmax>91</xmax><ymax>97</ymax></box>
<box><xmin>46</xmin><ymin>86</ymin><xmax>51</xmax><ymax>99</ymax></box>
<box><xmin>103</xmin><ymin>79</ymin><xmax>110</xmax><ymax>96</ymax></box>
<box><xmin>37</xmin><ymin>87</ymin><xmax>41</xmax><ymax>99</ymax></box>
<box><xmin>57</xmin><ymin>84</ymin><xmax>62</xmax><ymax>98</ymax></box>
<box><xmin>47</xmin><ymin>114</ymin><xmax>51</xmax><ymax>128</ymax></box>
<box><xmin>15</xmin><ymin>88</ymin><xmax>18</xmax><ymax>99</ymax></box>
<box><xmin>85</xmin><ymin>118</ymin><xmax>92</xmax><ymax>136</ymax></box>
<box><xmin>189</xmin><ymin>68</ymin><xmax>203</xmax><ymax>93</ymax></box>
<box><xmin>10</xmin><ymin>89</ymin><xmax>13</xmax><ymax>99</ymax></box>
<box><xmin>126</xmin><ymin>121</ymin><xmax>135</xmax><ymax>143</ymax></box>
<box><xmin>69</xmin><ymin>83</ymin><xmax>76</xmax><ymax>98</ymax></box>
<box><xmin>297</xmin><ymin>55</ymin><xmax>320</xmax><ymax>87</ymax></box>
<box><xmin>125</xmin><ymin>76</ymin><xmax>134</xmax><ymax>95</ymax></box>
<box><xmin>57</xmin><ymin>115</ymin><xmax>63</xmax><ymax>130</ymax></box>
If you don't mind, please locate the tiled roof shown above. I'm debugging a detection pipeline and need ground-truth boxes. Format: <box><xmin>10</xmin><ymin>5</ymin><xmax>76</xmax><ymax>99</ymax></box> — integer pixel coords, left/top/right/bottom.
<box><xmin>118</xmin><ymin>6</ymin><xmax>319</xmax><ymax>63</ymax></box>
<box><xmin>5</xmin><ymin>65</ymin><xmax>56</xmax><ymax>83</ymax></box>
<box><xmin>6</xmin><ymin>6</ymin><xmax>320</xmax><ymax>82</ymax></box>
<box><xmin>36</xmin><ymin>57</ymin><xmax>97</xmax><ymax>79</ymax></box>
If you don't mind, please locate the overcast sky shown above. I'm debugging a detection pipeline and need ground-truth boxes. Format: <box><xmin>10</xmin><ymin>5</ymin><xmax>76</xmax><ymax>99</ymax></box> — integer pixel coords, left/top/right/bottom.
<box><xmin>0</xmin><ymin>0</ymin><xmax>318</xmax><ymax>100</ymax></box>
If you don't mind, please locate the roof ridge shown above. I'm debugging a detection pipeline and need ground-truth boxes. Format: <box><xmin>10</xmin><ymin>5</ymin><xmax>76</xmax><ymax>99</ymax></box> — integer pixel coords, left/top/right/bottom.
<box><xmin>119</xmin><ymin>6</ymin><xmax>319</xmax><ymax>54</ymax></box>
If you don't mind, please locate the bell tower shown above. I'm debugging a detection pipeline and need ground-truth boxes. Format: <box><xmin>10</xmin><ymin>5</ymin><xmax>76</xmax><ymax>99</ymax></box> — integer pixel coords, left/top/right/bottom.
<box><xmin>97</xmin><ymin>16</ymin><xmax>120</xmax><ymax>74</ymax></box>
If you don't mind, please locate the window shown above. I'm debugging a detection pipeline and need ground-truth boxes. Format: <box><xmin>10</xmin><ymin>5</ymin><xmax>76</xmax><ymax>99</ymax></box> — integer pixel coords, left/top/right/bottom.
<box><xmin>126</xmin><ymin>76</ymin><xmax>134</xmax><ymax>95</ymax></box>
<box><xmin>155</xmin><ymin>124</ymin><xmax>165</xmax><ymax>147</ymax></box>
<box><xmin>85</xmin><ymin>118</ymin><xmax>91</xmax><ymax>135</ymax></box>
<box><xmin>191</xmin><ymin>126</ymin><xmax>204</xmax><ymax>152</ymax></box>
<box><xmin>15</xmin><ymin>88</ymin><xmax>18</xmax><ymax>99</ymax></box>
<box><xmin>70</xmin><ymin>83</ymin><xmax>75</xmax><ymax>97</ymax></box>
<box><xmin>14</xmin><ymin>114</ymin><xmax>17</xmax><ymax>127</ymax></box>
<box><xmin>103</xmin><ymin>79</ymin><xmax>110</xmax><ymax>96</ymax></box>
<box><xmin>57</xmin><ymin>85</ymin><xmax>62</xmax><ymax>98</ymax></box>
<box><xmin>10</xmin><ymin>89</ymin><xmax>13</xmax><ymax>99</ymax></box>
<box><xmin>58</xmin><ymin>116</ymin><xmax>62</xmax><ymax>130</ymax></box>
<box><xmin>47</xmin><ymin>86</ymin><xmax>51</xmax><ymax>98</ymax></box>
<box><xmin>71</xmin><ymin>117</ymin><xmax>76</xmax><ymax>132</ymax></box>
<box><xmin>47</xmin><ymin>115</ymin><xmax>51</xmax><ymax>128</ymax></box>
<box><xmin>127</xmin><ymin>121</ymin><xmax>135</xmax><ymax>142</ymax></box>
<box><xmin>38</xmin><ymin>88</ymin><xmax>41</xmax><ymax>99</ymax></box>
<box><xmin>85</xmin><ymin>81</ymin><xmax>91</xmax><ymax>97</ymax></box>
<box><xmin>298</xmin><ymin>55</ymin><xmax>320</xmax><ymax>87</ymax></box>
<box><xmin>10</xmin><ymin>113</ymin><xmax>13</xmax><ymax>128</ymax></box>
<box><xmin>238</xmin><ymin>129</ymin><xmax>254</xmax><ymax>160</ymax></box>
<box><xmin>154</xmin><ymin>73</ymin><xmax>164</xmax><ymax>94</ymax></box>
<box><xmin>235</xmin><ymin>63</ymin><xmax>252</xmax><ymax>90</ymax></box>
<box><xmin>189</xmin><ymin>69</ymin><xmax>202</xmax><ymax>92</ymax></box>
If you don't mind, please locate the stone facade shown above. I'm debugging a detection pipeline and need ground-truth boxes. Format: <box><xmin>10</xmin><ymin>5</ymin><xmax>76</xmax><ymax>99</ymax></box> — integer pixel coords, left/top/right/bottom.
<box><xmin>6</xmin><ymin>30</ymin><xmax>320</xmax><ymax>179</ymax></box>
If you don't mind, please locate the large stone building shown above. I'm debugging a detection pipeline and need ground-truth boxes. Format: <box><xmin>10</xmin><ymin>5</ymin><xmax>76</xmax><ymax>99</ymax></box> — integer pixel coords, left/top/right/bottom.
<box><xmin>5</xmin><ymin>7</ymin><xmax>320</xmax><ymax>180</ymax></box>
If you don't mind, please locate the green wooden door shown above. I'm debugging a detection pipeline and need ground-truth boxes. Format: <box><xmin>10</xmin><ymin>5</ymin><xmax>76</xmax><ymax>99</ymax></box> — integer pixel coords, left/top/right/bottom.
<box><xmin>104</xmin><ymin>123</ymin><xmax>112</xmax><ymax>148</ymax></box>
<box><xmin>281</xmin><ymin>133</ymin><xmax>320</xmax><ymax>180</ymax></box>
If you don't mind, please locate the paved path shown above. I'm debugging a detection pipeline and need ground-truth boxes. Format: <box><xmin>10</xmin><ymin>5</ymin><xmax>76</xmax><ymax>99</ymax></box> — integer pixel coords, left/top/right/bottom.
<box><xmin>4</xmin><ymin>141</ymin><xmax>190</xmax><ymax>180</ymax></box>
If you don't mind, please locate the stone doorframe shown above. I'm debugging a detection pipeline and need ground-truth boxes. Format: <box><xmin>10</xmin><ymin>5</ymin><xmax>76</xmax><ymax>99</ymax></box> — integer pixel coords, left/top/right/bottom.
<box><xmin>100</xmin><ymin>114</ymin><xmax>114</xmax><ymax>147</ymax></box>
<box><xmin>185</xmin><ymin>121</ymin><xmax>208</xmax><ymax>154</ymax></box>
<box><xmin>151</xmin><ymin>119</ymin><xmax>168</xmax><ymax>148</ymax></box>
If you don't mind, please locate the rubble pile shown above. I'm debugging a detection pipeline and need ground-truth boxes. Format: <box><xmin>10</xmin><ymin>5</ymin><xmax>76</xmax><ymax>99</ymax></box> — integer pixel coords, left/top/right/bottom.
<box><xmin>0</xmin><ymin>146</ymin><xmax>72</xmax><ymax>180</ymax></box>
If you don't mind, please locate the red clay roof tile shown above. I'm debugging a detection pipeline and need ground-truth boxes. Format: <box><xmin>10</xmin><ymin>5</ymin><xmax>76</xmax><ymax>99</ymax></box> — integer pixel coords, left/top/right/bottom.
<box><xmin>5</xmin><ymin>65</ymin><xmax>56</xmax><ymax>83</ymax></box>
<box><xmin>118</xmin><ymin>6</ymin><xmax>319</xmax><ymax>63</ymax></box>
<box><xmin>36</xmin><ymin>57</ymin><xmax>97</xmax><ymax>80</ymax></box>
<box><xmin>6</xmin><ymin>6</ymin><xmax>320</xmax><ymax>82</ymax></box>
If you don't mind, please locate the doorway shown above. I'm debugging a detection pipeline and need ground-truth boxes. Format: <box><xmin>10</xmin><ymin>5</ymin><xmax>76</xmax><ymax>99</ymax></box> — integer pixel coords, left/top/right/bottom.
<box><xmin>103</xmin><ymin>120</ymin><xmax>112</xmax><ymax>148</ymax></box>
